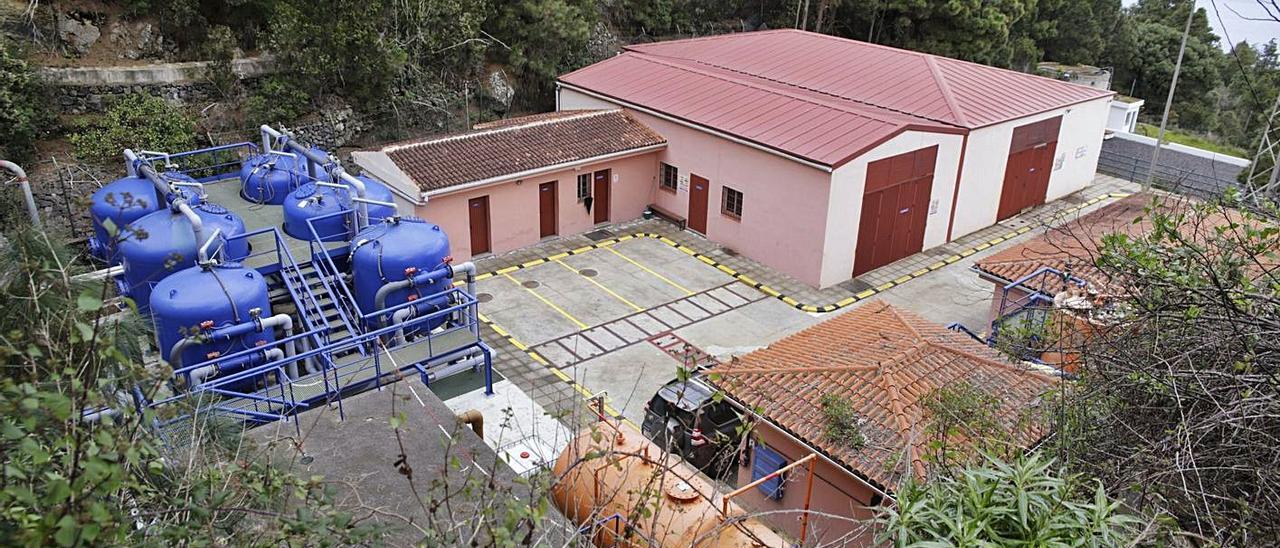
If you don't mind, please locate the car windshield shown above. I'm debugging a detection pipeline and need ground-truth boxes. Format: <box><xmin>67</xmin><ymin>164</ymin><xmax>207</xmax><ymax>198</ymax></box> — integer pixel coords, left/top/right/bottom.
<box><xmin>657</xmin><ymin>379</ymin><xmax>715</xmax><ymax>412</ymax></box>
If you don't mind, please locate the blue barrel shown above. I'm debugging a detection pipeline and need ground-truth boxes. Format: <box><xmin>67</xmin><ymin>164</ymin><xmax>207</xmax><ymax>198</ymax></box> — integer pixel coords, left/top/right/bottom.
<box><xmin>350</xmin><ymin>217</ymin><xmax>451</xmax><ymax>330</ymax></box>
<box><xmin>89</xmin><ymin>173</ymin><xmax>203</xmax><ymax>262</ymax></box>
<box><xmin>150</xmin><ymin>262</ymin><xmax>274</xmax><ymax>367</ymax></box>
<box><xmin>240</xmin><ymin>150</ymin><xmax>330</xmax><ymax>205</ymax></box>
<box><xmin>355</xmin><ymin>175</ymin><xmax>397</xmax><ymax>224</ymax></box>
<box><xmin>117</xmin><ymin>202</ymin><xmax>250</xmax><ymax>314</ymax></box>
<box><xmin>282</xmin><ymin>183</ymin><xmax>354</xmax><ymax>242</ymax></box>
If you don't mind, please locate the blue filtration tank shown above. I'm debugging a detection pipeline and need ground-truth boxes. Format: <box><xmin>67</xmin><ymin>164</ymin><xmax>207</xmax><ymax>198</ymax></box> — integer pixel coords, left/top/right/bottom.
<box><xmin>350</xmin><ymin>217</ymin><xmax>452</xmax><ymax>331</ymax></box>
<box><xmin>240</xmin><ymin>149</ymin><xmax>330</xmax><ymax>205</ymax></box>
<box><xmin>150</xmin><ymin>262</ymin><xmax>274</xmax><ymax>368</ymax></box>
<box><xmin>89</xmin><ymin>172</ymin><xmax>203</xmax><ymax>262</ymax></box>
<box><xmin>281</xmin><ymin>176</ymin><xmax>397</xmax><ymax>242</ymax></box>
<box><xmin>117</xmin><ymin>203</ymin><xmax>250</xmax><ymax>314</ymax></box>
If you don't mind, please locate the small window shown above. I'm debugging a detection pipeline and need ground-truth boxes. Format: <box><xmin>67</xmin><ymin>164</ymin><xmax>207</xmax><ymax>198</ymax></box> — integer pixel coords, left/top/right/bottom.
<box><xmin>660</xmin><ymin>163</ymin><xmax>678</xmax><ymax>192</ymax></box>
<box><xmin>721</xmin><ymin>186</ymin><xmax>744</xmax><ymax>219</ymax></box>
<box><xmin>751</xmin><ymin>442</ymin><xmax>787</xmax><ymax>500</ymax></box>
<box><xmin>577</xmin><ymin>173</ymin><xmax>591</xmax><ymax>201</ymax></box>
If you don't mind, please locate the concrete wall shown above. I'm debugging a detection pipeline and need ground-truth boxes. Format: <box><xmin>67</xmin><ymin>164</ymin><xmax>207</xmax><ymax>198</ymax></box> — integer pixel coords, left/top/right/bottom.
<box><xmin>1106</xmin><ymin>100</ymin><xmax>1142</xmax><ymax>133</ymax></box>
<box><xmin>414</xmin><ymin>152</ymin><xmax>660</xmax><ymax>260</ymax></box>
<box><xmin>560</xmin><ymin>87</ymin><xmax>836</xmax><ymax>287</ymax></box>
<box><xmin>950</xmin><ymin>98</ymin><xmax>1110</xmax><ymax>238</ymax></box>
<box><xmin>736</xmin><ymin>423</ymin><xmax>880</xmax><ymax>545</ymax></box>
<box><xmin>40</xmin><ymin>56</ymin><xmax>277</xmax><ymax>114</ymax></box>
<box><xmin>823</xmin><ymin>131</ymin><xmax>965</xmax><ymax>287</ymax></box>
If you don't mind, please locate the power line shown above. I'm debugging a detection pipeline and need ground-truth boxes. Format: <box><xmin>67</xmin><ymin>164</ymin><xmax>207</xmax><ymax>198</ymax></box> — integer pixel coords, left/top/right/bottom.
<box><xmin>1208</xmin><ymin>0</ymin><xmax>1266</xmax><ymax>111</ymax></box>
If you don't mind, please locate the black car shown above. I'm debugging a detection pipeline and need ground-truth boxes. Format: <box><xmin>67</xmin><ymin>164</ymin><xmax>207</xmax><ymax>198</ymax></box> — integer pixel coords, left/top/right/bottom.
<box><xmin>641</xmin><ymin>376</ymin><xmax>743</xmax><ymax>480</ymax></box>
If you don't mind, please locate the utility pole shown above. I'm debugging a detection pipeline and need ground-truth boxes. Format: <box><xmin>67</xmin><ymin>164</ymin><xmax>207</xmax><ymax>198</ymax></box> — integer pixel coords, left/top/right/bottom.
<box><xmin>1246</xmin><ymin>93</ymin><xmax>1280</xmax><ymax>203</ymax></box>
<box><xmin>1144</xmin><ymin>1</ymin><xmax>1197</xmax><ymax>193</ymax></box>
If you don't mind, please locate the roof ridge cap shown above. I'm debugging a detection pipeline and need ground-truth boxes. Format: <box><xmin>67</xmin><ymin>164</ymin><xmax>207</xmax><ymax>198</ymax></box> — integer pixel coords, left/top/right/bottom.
<box><xmin>922</xmin><ymin>55</ymin><xmax>970</xmax><ymax>127</ymax></box>
<box><xmin>923</xmin><ymin>339</ymin><xmax>1059</xmax><ymax>383</ymax></box>
<box><xmin>382</xmin><ymin>110</ymin><xmax>617</xmax><ymax>152</ymax></box>
<box><xmin>626</xmin><ymin>51</ymin><xmax>956</xmax><ymax>129</ymax></box>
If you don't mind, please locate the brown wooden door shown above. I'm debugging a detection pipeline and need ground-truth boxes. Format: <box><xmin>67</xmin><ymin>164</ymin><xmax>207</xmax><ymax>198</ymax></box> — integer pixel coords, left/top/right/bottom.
<box><xmin>997</xmin><ymin>117</ymin><xmax>1062</xmax><ymax>221</ymax></box>
<box><xmin>468</xmin><ymin>196</ymin><xmax>491</xmax><ymax>255</ymax></box>
<box><xmin>538</xmin><ymin>181</ymin><xmax>557</xmax><ymax>238</ymax></box>
<box><xmin>853</xmin><ymin>146</ymin><xmax>937</xmax><ymax>277</ymax></box>
<box><xmin>592</xmin><ymin>169</ymin><xmax>611</xmax><ymax>224</ymax></box>
<box><xmin>688</xmin><ymin>174</ymin><xmax>710</xmax><ymax>234</ymax></box>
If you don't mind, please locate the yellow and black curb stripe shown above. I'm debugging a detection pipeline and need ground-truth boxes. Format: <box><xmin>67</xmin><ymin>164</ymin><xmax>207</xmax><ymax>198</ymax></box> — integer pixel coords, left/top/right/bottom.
<box><xmin>475</xmin><ymin>312</ymin><xmax>639</xmax><ymax>429</ymax></box>
<box><xmin>463</xmin><ymin>191</ymin><xmax>1128</xmax><ymax>424</ymax></box>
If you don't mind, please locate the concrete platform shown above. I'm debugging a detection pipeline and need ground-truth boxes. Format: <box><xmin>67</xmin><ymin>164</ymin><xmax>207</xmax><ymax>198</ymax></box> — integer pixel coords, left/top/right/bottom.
<box><xmin>249</xmin><ymin>384</ymin><xmax>574</xmax><ymax>545</ymax></box>
<box><xmin>203</xmin><ymin>178</ymin><xmax>344</xmax><ymax>268</ymax></box>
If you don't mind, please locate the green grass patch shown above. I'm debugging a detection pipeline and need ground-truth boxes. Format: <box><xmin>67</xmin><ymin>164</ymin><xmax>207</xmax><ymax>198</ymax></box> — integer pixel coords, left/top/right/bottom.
<box><xmin>1136</xmin><ymin>123</ymin><xmax>1247</xmax><ymax>158</ymax></box>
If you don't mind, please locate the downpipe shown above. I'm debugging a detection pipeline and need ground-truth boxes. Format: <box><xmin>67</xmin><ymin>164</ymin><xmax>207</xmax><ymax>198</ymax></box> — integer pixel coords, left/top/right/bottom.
<box><xmin>173</xmin><ymin>200</ymin><xmax>208</xmax><ymax>261</ymax></box>
<box><xmin>0</xmin><ymin>160</ymin><xmax>41</xmax><ymax>229</ymax></box>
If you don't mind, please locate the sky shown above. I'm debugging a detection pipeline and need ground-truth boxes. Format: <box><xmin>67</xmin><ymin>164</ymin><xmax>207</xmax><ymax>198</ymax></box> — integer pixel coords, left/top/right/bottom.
<box><xmin>1122</xmin><ymin>0</ymin><xmax>1279</xmax><ymax>49</ymax></box>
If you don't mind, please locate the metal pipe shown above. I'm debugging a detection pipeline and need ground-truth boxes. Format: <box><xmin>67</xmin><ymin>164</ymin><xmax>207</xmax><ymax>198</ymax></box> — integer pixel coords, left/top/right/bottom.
<box><xmin>352</xmin><ymin>196</ymin><xmax>397</xmax><ymax>215</ymax></box>
<box><xmin>373</xmin><ymin>264</ymin><xmax>454</xmax><ymax>312</ymax></box>
<box><xmin>392</xmin><ymin>305</ymin><xmax>417</xmax><ymax>345</ymax></box>
<box><xmin>122</xmin><ymin>149</ymin><xmax>139</xmax><ymax>176</ymax></box>
<box><xmin>423</xmin><ymin>355</ymin><xmax>486</xmax><ymax>384</ymax></box>
<box><xmin>72</xmin><ymin>265</ymin><xmax>125</xmax><ymax>283</ymax></box>
<box><xmin>456</xmin><ymin>409</ymin><xmax>484</xmax><ymax>439</ymax></box>
<box><xmin>0</xmin><ymin>160</ymin><xmax>40</xmax><ymax>229</ymax></box>
<box><xmin>452</xmin><ymin>262</ymin><xmax>479</xmax><ymax>336</ymax></box>
<box><xmin>197</xmin><ymin>227</ymin><xmax>222</xmax><ymax>264</ymax></box>
<box><xmin>190</xmin><ymin>348</ymin><xmax>284</xmax><ymax>387</ymax></box>
<box><xmin>258</xmin><ymin>314</ymin><xmax>299</xmax><ymax>379</ymax></box>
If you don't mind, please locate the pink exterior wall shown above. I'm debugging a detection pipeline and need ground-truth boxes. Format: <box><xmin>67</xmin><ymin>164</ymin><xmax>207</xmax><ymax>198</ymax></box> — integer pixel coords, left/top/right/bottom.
<box><xmin>415</xmin><ymin>152</ymin><xmax>660</xmax><ymax>261</ymax></box>
<box><xmin>559</xmin><ymin>88</ymin><xmax>835</xmax><ymax>287</ymax></box>
<box><xmin>737</xmin><ymin>423</ymin><xmax>881</xmax><ymax>545</ymax></box>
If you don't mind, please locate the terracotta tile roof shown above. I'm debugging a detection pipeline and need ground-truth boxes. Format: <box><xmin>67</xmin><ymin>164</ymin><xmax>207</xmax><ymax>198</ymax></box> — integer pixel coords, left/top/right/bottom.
<box><xmin>974</xmin><ymin>194</ymin><xmax>1157</xmax><ymax>286</ymax></box>
<box><xmin>707</xmin><ymin>302</ymin><xmax>1056</xmax><ymax>490</ymax></box>
<box><xmin>378</xmin><ymin>110</ymin><xmax>665</xmax><ymax>192</ymax></box>
<box><xmin>559</xmin><ymin>30</ymin><xmax>1111</xmax><ymax>166</ymax></box>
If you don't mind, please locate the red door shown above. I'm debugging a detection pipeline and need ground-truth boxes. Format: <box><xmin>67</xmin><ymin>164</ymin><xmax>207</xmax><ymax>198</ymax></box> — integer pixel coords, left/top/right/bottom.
<box><xmin>539</xmin><ymin>181</ymin><xmax>557</xmax><ymax>238</ymax></box>
<box><xmin>468</xmin><ymin>196</ymin><xmax>491</xmax><ymax>255</ymax></box>
<box><xmin>853</xmin><ymin>146</ymin><xmax>937</xmax><ymax>277</ymax></box>
<box><xmin>997</xmin><ymin>117</ymin><xmax>1061</xmax><ymax>221</ymax></box>
<box><xmin>688</xmin><ymin>174</ymin><xmax>709</xmax><ymax>234</ymax></box>
<box><xmin>592</xmin><ymin>169</ymin><xmax>611</xmax><ymax>224</ymax></box>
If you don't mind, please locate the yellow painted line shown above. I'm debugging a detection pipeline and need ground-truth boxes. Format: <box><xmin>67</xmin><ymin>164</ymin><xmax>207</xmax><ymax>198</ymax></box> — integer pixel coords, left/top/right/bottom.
<box><xmin>571</xmin><ymin>245</ymin><xmax>595</xmax><ymax>254</ymax></box>
<box><xmin>716</xmin><ymin>264</ymin><xmax>736</xmax><ymax>275</ymax></box>
<box><xmin>737</xmin><ymin>274</ymin><xmax>758</xmax><ymax>286</ymax></box>
<box><xmin>759</xmin><ymin>285</ymin><xmax>781</xmax><ymax>297</ymax></box>
<box><xmin>529</xmin><ymin>352</ymin><xmax>549</xmax><ymax>366</ymax></box>
<box><xmin>547</xmin><ymin>252</ymin><xmax>570</xmax><ymax>261</ymax></box>
<box><xmin>875</xmin><ymin>282</ymin><xmax>895</xmax><ymax>291</ymax></box>
<box><xmin>496</xmin><ymin>265</ymin><xmax>520</xmax><ymax>275</ymax></box>
<box><xmin>488</xmin><ymin>322</ymin><xmax>510</xmax><ymax>338</ymax></box>
<box><xmin>552</xmin><ymin>258</ymin><xmax>644</xmax><ymax>312</ymax></box>
<box><xmin>973</xmin><ymin>242</ymin><xmax>991</xmax><ymax>251</ymax></box>
<box><xmin>927</xmin><ymin>261</ymin><xmax>947</xmax><ymax>270</ymax></box>
<box><xmin>959</xmin><ymin>248</ymin><xmax>976</xmax><ymax>257</ymax></box>
<box><xmin>501</xmin><ymin>272</ymin><xmax>589</xmax><ymax>329</ymax></box>
<box><xmin>521</xmin><ymin>258</ymin><xmax>548</xmax><ymax>268</ymax></box>
<box><xmin>618</xmin><ymin>234</ymin><xmax>635</xmax><ymax>241</ymax></box>
<box><xmin>658</xmin><ymin>237</ymin><xmax>679</xmax><ymax>245</ymax></box>
<box><xmin>781</xmin><ymin>296</ymin><xmax>800</xmax><ymax>306</ymax></box>
<box><xmin>837</xmin><ymin>297</ymin><xmax>859</xmax><ymax>306</ymax></box>
<box><xmin>550</xmin><ymin>368</ymin><xmax>572</xmax><ymax>382</ymax></box>
<box><xmin>892</xmin><ymin>275</ymin><xmax>912</xmax><ymax>284</ymax></box>
<box><xmin>854</xmin><ymin>289</ymin><xmax>877</xmax><ymax>299</ymax></box>
<box><xmin>801</xmin><ymin>305</ymin><xmax>819</xmax><ymax>313</ymax></box>
<box><xmin>697</xmin><ymin>255</ymin><xmax>717</xmax><ymax>266</ymax></box>
<box><xmin>605</xmin><ymin>247</ymin><xmax>695</xmax><ymax>296</ymax></box>
<box><xmin>677</xmin><ymin>246</ymin><xmax>697</xmax><ymax>256</ymax></box>
<box><xmin>910</xmin><ymin>268</ymin><xmax>929</xmax><ymax>277</ymax></box>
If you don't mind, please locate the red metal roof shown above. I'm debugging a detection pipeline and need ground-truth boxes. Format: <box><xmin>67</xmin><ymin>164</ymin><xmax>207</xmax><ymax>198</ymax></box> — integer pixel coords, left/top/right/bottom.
<box><xmin>560</xmin><ymin>30</ymin><xmax>1112</xmax><ymax>167</ymax></box>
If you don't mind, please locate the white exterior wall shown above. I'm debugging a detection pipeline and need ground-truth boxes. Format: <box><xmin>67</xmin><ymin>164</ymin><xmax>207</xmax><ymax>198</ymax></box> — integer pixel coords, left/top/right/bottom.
<box><xmin>1106</xmin><ymin>100</ymin><xmax>1143</xmax><ymax>133</ymax></box>
<box><xmin>950</xmin><ymin>97</ymin><xmax>1110</xmax><ymax>239</ymax></box>
<box><xmin>822</xmin><ymin>131</ymin><xmax>965</xmax><ymax>287</ymax></box>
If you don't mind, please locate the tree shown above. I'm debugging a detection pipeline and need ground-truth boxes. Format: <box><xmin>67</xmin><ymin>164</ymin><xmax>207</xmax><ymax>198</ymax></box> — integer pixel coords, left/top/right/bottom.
<box><xmin>69</xmin><ymin>94</ymin><xmax>198</xmax><ymax>164</ymax></box>
<box><xmin>1111</xmin><ymin>19</ymin><xmax>1223</xmax><ymax>130</ymax></box>
<box><xmin>268</xmin><ymin>0</ymin><xmax>407</xmax><ymax>108</ymax></box>
<box><xmin>1055</xmin><ymin>194</ymin><xmax>1280</xmax><ymax>543</ymax></box>
<box><xmin>0</xmin><ymin>37</ymin><xmax>49</xmax><ymax>164</ymax></box>
<box><xmin>1037</xmin><ymin>0</ymin><xmax>1122</xmax><ymax>65</ymax></box>
<box><xmin>485</xmin><ymin>0</ymin><xmax>600</xmax><ymax>105</ymax></box>
<box><xmin>827</xmin><ymin>0</ymin><xmax>1047</xmax><ymax>68</ymax></box>
<box><xmin>877</xmin><ymin>453</ymin><xmax>1141</xmax><ymax>545</ymax></box>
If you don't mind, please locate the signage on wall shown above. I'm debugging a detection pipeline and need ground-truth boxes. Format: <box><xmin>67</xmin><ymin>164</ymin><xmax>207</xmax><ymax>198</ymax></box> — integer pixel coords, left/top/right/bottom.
<box><xmin>1074</xmin><ymin>146</ymin><xmax>1088</xmax><ymax>159</ymax></box>
<box><xmin>678</xmin><ymin>173</ymin><xmax>690</xmax><ymax>192</ymax></box>
<box><xmin>612</xmin><ymin>173</ymin><xmax>619</xmax><ymax>184</ymax></box>
<box><xmin>1054</xmin><ymin>153</ymin><xmax>1065</xmax><ymax>171</ymax></box>
<box><xmin>929</xmin><ymin>198</ymin><xmax>939</xmax><ymax>215</ymax></box>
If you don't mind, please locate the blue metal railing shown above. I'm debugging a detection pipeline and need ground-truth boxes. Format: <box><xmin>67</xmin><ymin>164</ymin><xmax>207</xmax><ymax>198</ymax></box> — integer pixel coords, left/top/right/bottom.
<box><xmin>149</xmin><ymin>287</ymin><xmax>492</xmax><ymax>431</ymax></box>
<box><xmin>305</xmin><ymin>210</ymin><xmax>363</xmax><ymax>340</ymax></box>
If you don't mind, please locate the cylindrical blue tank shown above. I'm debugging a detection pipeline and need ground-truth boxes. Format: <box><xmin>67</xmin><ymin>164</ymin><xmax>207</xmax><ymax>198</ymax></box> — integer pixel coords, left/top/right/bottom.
<box><xmin>89</xmin><ymin>173</ymin><xmax>204</xmax><ymax>262</ymax></box>
<box><xmin>117</xmin><ymin>202</ymin><xmax>250</xmax><ymax>314</ymax></box>
<box><xmin>150</xmin><ymin>262</ymin><xmax>274</xmax><ymax>367</ymax></box>
<box><xmin>282</xmin><ymin>183</ymin><xmax>354</xmax><ymax>242</ymax></box>
<box><xmin>355</xmin><ymin>175</ymin><xmax>397</xmax><ymax>224</ymax></box>
<box><xmin>240</xmin><ymin>150</ymin><xmax>331</xmax><ymax>205</ymax></box>
<box><xmin>350</xmin><ymin>217</ymin><xmax>451</xmax><ymax>330</ymax></box>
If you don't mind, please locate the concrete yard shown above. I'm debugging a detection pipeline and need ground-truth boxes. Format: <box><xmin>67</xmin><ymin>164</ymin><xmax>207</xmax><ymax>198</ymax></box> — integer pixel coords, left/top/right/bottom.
<box><xmin>475</xmin><ymin>236</ymin><xmax>821</xmax><ymax>424</ymax></box>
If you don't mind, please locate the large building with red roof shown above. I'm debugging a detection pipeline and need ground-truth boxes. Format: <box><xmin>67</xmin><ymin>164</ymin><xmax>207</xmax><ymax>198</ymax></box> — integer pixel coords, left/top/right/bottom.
<box><xmin>356</xmin><ymin>30</ymin><xmax>1114</xmax><ymax>288</ymax></box>
<box><xmin>558</xmin><ymin>29</ymin><xmax>1114</xmax><ymax>287</ymax></box>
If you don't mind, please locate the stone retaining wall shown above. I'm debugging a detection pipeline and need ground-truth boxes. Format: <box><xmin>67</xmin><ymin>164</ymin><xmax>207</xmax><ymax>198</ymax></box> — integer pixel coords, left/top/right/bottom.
<box><xmin>40</xmin><ymin>56</ymin><xmax>277</xmax><ymax>115</ymax></box>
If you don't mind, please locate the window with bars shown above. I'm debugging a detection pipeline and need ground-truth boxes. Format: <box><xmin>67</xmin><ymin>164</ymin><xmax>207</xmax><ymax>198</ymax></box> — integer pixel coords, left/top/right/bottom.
<box><xmin>722</xmin><ymin>186</ymin><xmax>744</xmax><ymax>219</ymax></box>
<box><xmin>577</xmin><ymin>173</ymin><xmax>591</xmax><ymax>201</ymax></box>
<box><xmin>660</xmin><ymin>163</ymin><xmax>678</xmax><ymax>192</ymax></box>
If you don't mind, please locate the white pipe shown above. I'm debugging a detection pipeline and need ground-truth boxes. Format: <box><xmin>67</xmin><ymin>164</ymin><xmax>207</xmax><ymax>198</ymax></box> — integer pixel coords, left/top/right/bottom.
<box><xmin>170</xmin><ymin>180</ymin><xmax>205</xmax><ymax>199</ymax></box>
<box><xmin>352</xmin><ymin>196</ymin><xmax>397</xmax><ymax>216</ymax></box>
<box><xmin>0</xmin><ymin>160</ymin><xmax>40</xmax><ymax>229</ymax></box>
<box><xmin>452</xmin><ymin>262</ymin><xmax>479</xmax><ymax>336</ymax></box>
<box><xmin>392</xmin><ymin>306</ymin><xmax>416</xmax><ymax>345</ymax></box>
<box><xmin>258</xmin><ymin>314</ymin><xmax>300</xmax><ymax>379</ymax></box>
<box><xmin>122</xmin><ymin>149</ymin><xmax>139</xmax><ymax>176</ymax></box>
<box><xmin>72</xmin><ymin>265</ymin><xmax>124</xmax><ymax>283</ymax></box>
<box><xmin>423</xmin><ymin>355</ymin><xmax>486</xmax><ymax>384</ymax></box>
<box><xmin>196</xmin><ymin>227</ymin><xmax>222</xmax><ymax>264</ymax></box>
<box><xmin>261</xmin><ymin>124</ymin><xmax>370</xmax><ymax>228</ymax></box>
<box><xmin>173</xmin><ymin>200</ymin><xmax>207</xmax><ymax>257</ymax></box>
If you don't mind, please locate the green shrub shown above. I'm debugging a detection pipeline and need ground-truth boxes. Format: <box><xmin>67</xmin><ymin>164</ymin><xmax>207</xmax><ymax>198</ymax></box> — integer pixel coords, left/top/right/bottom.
<box><xmin>819</xmin><ymin>393</ymin><xmax>866</xmax><ymax>450</ymax></box>
<box><xmin>0</xmin><ymin>37</ymin><xmax>50</xmax><ymax>164</ymax></box>
<box><xmin>69</xmin><ymin>94</ymin><xmax>199</xmax><ymax>164</ymax></box>
<box><xmin>878</xmin><ymin>453</ymin><xmax>1143</xmax><ymax>545</ymax></box>
<box><xmin>245</xmin><ymin>76</ymin><xmax>311</xmax><ymax>127</ymax></box>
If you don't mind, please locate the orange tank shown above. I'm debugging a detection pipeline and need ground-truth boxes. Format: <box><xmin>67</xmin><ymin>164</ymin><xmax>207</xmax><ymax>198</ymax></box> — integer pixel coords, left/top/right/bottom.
<box><xmin>551</xmin><ymin>425</ymin><xmax>786</xmax><ymax>547</ymax></box>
